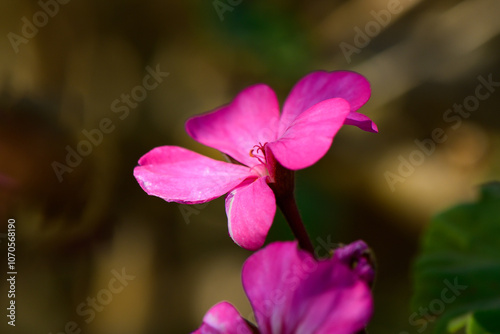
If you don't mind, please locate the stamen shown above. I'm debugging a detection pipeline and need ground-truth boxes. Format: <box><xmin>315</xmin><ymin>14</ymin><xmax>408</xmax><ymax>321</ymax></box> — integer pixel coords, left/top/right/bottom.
<box><xmin>249</xmin><ymin>142</ymin><xmax>267</xmax><ymax>164</ymax></box>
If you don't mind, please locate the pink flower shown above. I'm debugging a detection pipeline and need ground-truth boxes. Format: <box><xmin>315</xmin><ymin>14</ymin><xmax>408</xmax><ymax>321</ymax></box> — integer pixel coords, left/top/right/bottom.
<box><xmin>134</xmin><ymin>71</ymin><xmax>376</xmax><ymax>250</ymax></box>
<box><xmin>193</xmin><ymin>240</ymin><xmax>374</xmax><ymax>334</ymax></box>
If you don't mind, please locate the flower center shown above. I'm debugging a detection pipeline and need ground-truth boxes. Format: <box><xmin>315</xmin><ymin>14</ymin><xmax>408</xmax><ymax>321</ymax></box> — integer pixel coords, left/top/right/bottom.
<box><xmin>249</xmin><ymin>142</ymin><xmax>267</xmax><ymax>165</ymax></box>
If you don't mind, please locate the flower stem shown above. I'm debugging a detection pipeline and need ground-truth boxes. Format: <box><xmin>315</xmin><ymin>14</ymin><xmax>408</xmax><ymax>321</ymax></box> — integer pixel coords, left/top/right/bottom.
<box><xmin>276</xmin><ymin>194</ymin><xmax>315</xmax><ymax>256</ymax></box>
<box><xmin>267</xmin><ymin>149</ymin><xmax>315</xmax><ymax>256</ymax></box>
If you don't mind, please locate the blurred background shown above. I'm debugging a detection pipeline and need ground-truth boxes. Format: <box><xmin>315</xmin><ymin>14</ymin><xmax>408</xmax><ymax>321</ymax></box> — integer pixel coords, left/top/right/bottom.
<box><xmin>0</xmin><ymin>0</ymin><xmax>499</xmax><ymax>333</ymax></box>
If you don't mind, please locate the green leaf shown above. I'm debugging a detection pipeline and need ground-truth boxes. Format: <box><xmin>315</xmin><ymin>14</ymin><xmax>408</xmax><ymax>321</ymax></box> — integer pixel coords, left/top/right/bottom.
<box><xmin>412</xmin><ymin>182</ymin><xmax>500</xmax><ymax>334</ymax></box>
<box><xmin>467</xmin><ymin>316</ymin><xmax>491</xmax><ymax>334</ymax></box>
<box><xmin>447</xmin><ymin>310</ymin><xmax>500</xmax><ymax>334</ymax></box>
<box><xmin>446</xmin><ymin>313</ymin><xmax>470</xmax><ymax>333</ymax></box>
<box><xmin>469</xmin><ymin>309</ymin><xmax>500</xmax><ymax>333</ymax></box>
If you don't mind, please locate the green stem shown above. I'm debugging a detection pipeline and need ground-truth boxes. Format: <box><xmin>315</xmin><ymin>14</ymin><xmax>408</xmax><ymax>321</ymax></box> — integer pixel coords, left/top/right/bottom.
<box><xmin>276</xmin><ymin>194</ymin><xmax>315</xmax><ymax>255</ymax></box>
<box><xmin>266</xmin><ymin>148</ymin><xmax>315</xmax><ymax>256</ymax></box>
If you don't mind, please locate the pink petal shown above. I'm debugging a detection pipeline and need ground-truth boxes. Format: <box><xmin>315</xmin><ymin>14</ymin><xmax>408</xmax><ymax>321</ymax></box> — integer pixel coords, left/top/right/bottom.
<box><xmin>134</xmin><ymin>146</ymin><xmax>252</xmax><ymax>204</ymax></box>
<box><xmin>290</xmin><ymin>262</ymin><xmax>373</xmax><ymax>334</ymax></box>
<box><xmin>242</xmin><ymin>242</ymin><xmax>303</xmax><ymax>334</ymax></box>
<box><xmin>225</xmin><ymin>176</ymin><xmax>276</xmax><ymax>250</ymax></box>
<box><xmin>333</xmin><ymin>240</ymin><xmax>375</xmax><ymax>285</ymax></box>
<box><xmin>186</xmin><ymin>84</ymin><xmax>281</xmax><ymax>168</ymax></box>
<box><xmin>242</xmin><ymin>241</ymin><xmax>373</xmax><ymax>334</ymax></box>
<box><xmin>343</xmin><ymin>111</ymin><xmax>378</xmax><ymax>133</ymax></box>
<box><xmin>281</xmin><ymin>71</ymin><xmax>377</xmax><ymax>133</ymax></box>
<box><xmin>267</xmin><ymin>98</ymin><xmax>350</xmax><ymax>170</ymax></box>
<box><xmin>192</xmin><ymin>301</ymin><xmax>254</xmax><ymax>334</ymax></box>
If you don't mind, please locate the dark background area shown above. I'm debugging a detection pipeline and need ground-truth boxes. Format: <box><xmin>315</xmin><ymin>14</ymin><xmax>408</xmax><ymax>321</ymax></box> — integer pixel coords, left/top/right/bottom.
<box><xmin>0</xmin><ymin>0</ymin><xmax>499</xmax><ymax>333</ymax></box>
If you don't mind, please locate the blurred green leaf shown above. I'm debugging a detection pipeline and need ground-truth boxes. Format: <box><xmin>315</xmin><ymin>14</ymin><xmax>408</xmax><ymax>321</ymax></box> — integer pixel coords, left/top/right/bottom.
<box><xmin>466</xmin><ymin>317</ymin><xmax>491</xmax><ymax>334</ymax></box>
<box><xmin>211</xmin><ymin>2</ymin><xmax>310</xmax><ymax>79</ymax></box>
<box><xmin>412</xmin><ymin>183</ymin><xmax>500</xmax><ymax>334</ymax></box>
<box><xmin>447</xmin><ymin>310</ymin><xmax>500</xmax><ymax>334</ymax></box>
<box><xmin>468</xmin><ymin>309</ymin><xmax>500</xmax><ymax>333</ymax></box>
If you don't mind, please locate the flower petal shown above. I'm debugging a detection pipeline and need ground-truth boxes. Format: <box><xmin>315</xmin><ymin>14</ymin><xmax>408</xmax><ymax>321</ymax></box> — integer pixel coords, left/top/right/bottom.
<box><xmin>281</xmin><ymin>70</ymin><xmax>376</xmax><ymax>133</ymax></box>
<box><xmin>242</xmin><ymin>241</ymin><xmax>373</xmax><ymax>334</ymax></box>
<box><xmin>134</xmin><ymin>146</ymin><xmax>252</xmax><ymax>204</ymax></box>
<box><xmin>267</xmin><ymin>98</ymin><xmax>350</xmax><ymax>170</ymax></box>
<box><xmin>186</xmin><ymin>84</ymin><xmax>281</xmax><ymax>167</ymax></box>
<box><xmin>343</xmin><ymin>110</ymin><xmax>378</xmax><ymax>133</ymax></box>
<box><xmin>226</xmin><ymin>177</ymin><xmax>276</xmax><ymax>250</ymax></box>
<box><xmin>290</xmin><ymin>263</ymin><xmax>373</xmax><ymax>334</ymax></box>
<box><xmin>192</xmin><ymin>301</ymin><xmax>254</xmax><ymax>334</ymax></box>
<box><xmin>242</xmin><ymin>242</ymin><xmax>303</xmax><ymax>334</ymax></box>
<box><xmin>333</xmin><ymin>240</ymin><xmax>376</xmax><ymax>286</ymax></box>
